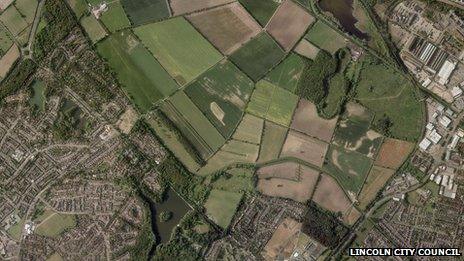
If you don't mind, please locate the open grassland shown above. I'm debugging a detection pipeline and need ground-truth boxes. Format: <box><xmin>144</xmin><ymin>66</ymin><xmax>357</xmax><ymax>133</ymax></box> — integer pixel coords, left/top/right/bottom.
<box><xmin>355</xmin><ymin>58</ymin><xmax>423</xmax><ymax>141</ymax></box>
<box><xmin>65</xmin><ymin>0</ymin><xmax>87</xmax><ymax>18</ymax></box>
<box><xmin>97</xmin><ymin>31</ymin><xmax>178</xmax><ymax>112</ymax></box>
<box><xmin>294</xmin><ymin>39</ymin><xmax>320</xmax><ymax>60</ymax></box>
<box><xmin>264</xmin><ymin>53</ymin><xmax>305</xmax><ymax>93</ymax></box>
<box><xmin>305</xmin><ymin>21</ymin><xmax>346</xmax><ymax>54</ymax></box>
<box><xmin>0</xmin><ymin>5</ymin><xmax>28</xmax><ymax>36</ymax></box>
<box><xmin>221</xmin><ymin>139</ymin><xmax>259</xmax><ymax>161</ymax></box>
<box><xmin>187</xmin><ymin>2</ymin><xmax>261</xmax><ymax>55</ymax></box>
<box><xmin>134</xmin><ymin>17</ymin><xmax>222</xmax><ymax>85</ymax></box>
<box><xmin>80</xmin><ymin>15</ymin><xmax>107</xmax><ymax>43</ymax></box>
<box><xmin>0</xmin><ymin>27</ymin><xmax>12</xmax><ymax>53</ymax></box>
<box><xmin>0</xmin><ymin>44</ymin><xmax>19</xmax><ymax>78</ymax></box>
<box><xmin>333</xmin><ymin>102</ymin><xmax>382</xmax><ymax>158</ymax></box>
<box><xmin>162</xmin><ymin>91</ymin><xmax>225</xmax><ymax>159</ymax></box>
<box><xmin>229</xmin><ymin>32</ymin><xmax>285</xmax><ymax>81</ymax></box>
<box><xmin>312</xmin><ymin>174</ymin><xmax>352</xmax><ymax>214</ymax></box>
<box><xmin>35</xmin><ymin>213</ymin><xmax>76</xmax><ymax>237</ymax></box>
<box><xmin>290</xmin><ymin>99</ymin><xmax>338</xmax><ymax>142</ymax></box>
<box><xmin>342</xmin><ymin>206</ymin><xmax>362</xmax><ymax>226</ymax></box>
<box><xmin>184</xmin><ymin>60</ymin><xmax>254</xmax><ymax>137</ymax></box>
<box><xmin>374</xmin><ymin>138</ymin><xmax>414</xmax><ymax>169</ymax></box>
<box><xmin>198</xmin><ymin>149</ymin><xmax>253</xmax><ymax>175</ymax></box>
<box><xmin>14</xmin><ymin>0</ymin><xmax>37</xmax><ymax>23</ymax></box>
<box><xmin>246</xmin><ymin>80</ymin><xmax>298</xmax><ymax>126</ymax></box>
<box><xmin>258</xmin><ymin>120</ymin><xmax>287</xmax><ymax>162</ymax></box>
<box><xmin>232</xmin><ymin>113</ymin><xmax>264</xmax><ymax>144</ymax></box>
<box><xmin>358</xmin><ymin>165</ymin><xmax>395</xmax><ymax>209</ymax></box>
<box><xmin>100</xmin><ymin>1</ymin><xmax>131</xmax><ymax>32</ymax></box>
<box><xmin>281</xmin><ymin>130</ymin><xmax>328</xmax><ymax>167</ymax></box>
<box><xmin>211</xmin><ymin>167</ymin><xmax>255</xmax><ymax>193</ymax></box>
<box><xmin>257</xmin><ymin>162</ymin><xmax>320</xmax><ymax>202</ymax></box>
<box><xmin>204</xmin><ymin>189</ymin><xmax>243</xmax><ymax>229</ymax></box>
<box><xmin>323</xmin><ymin>145</ymin><xmax>373</xmax><ymax>194</ymax></box>
<box><xmin>266</xmin><ymin>0</ymin><xmax>315</xmax><ymax>51</ymax></box>
<box><xmin>170</xmin><ymin>0</ymin><xmax>234</xmax><ymax>15</ymax></box>
<box><xmin>238</xmin><ymin>0</ymin><xmax>279</xmax><ymax>26</ymax></box>
<box><xmin>263</xmin><ymin>218</ymin><xmax>302</xmax><ymax>260</ymax></box>
<box><xmin>121</xmin><ymin>0</ymin><xmax>170</xmax><ymax>25</ymax></box>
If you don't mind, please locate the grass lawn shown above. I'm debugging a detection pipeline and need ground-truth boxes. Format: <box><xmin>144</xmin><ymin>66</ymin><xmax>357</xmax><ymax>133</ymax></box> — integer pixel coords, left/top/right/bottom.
<box><xmin>305</xmin><ymin>21</ymin><xmax>346</xmax><ymax>54</ymax></box>
<box><xmin>323</xmin><ymin>145</ymin><xmax>373</xmax><ymax>194</ymax></box>
<box><xmin>100</xmin><ymin>1</ymin><xmax>131</xmax><ymax>32</ymax></box>
<box><xmin>65</xmin><ymin>0</ymin><xmax>87</xmax><ymax>18</ymax></box>
<box><xmin>264</xmin><ymin>53</ymin><xmax>306</xmax><ymax>93</ymax></box>
<box><xmin>204</xmin><ymin>189</ymin><xmax>243</xmax><ymax>229</ymax></box>
<box><xmin>211</xmin><ymin>167</ymin><xmax>255</xmax><ymax>193</ymax></box>
<box><xmin>0</xmin><ymin>5</ymin><xmax>28</xmax><ymax>36</ymax></box>
<box><xmin>238</xmin><ymin>0</ymin><xmax>279</xmax><ymax>26</ymax></box>
<box><xmin>229</xmin><ymin>32</ymin><xmax>285</xmax><ymax>81</ymax></box>
<box><xmin>80</xmin><ymin>15</ymin><xmax>107</xmax><ymax>43</ymax></box>
<box><xmin>7</xmin><ymin>216</ymin><xmax>24</xmax><ymax>240</ymax></box>
<box><xmin>134</xmin><ymin>17</ymin><xmax>222</xmax><ymax>86</ymax></box>
<box><xmin>258</xmin><ymin>120</ymin><xmax>287</xmax><ymax>162</ymax></box>
<box><xmin>184</xmin><ymin>60</ymin><xmax>254</xmax><ymax>138</ymax></box>
<box><xmin>14</xmin><ymin>0</ymin><xmax>37</xmax><ymax>23</ymax></box>
<box><xmin>97</xmin><ymin>31</ymin><xmax>179</xmax><ymax>112</ymax></box>
<box><xmin>35</xmin><ymin>213</ymin><xmax>76</xmax><ymax>237</ymax></box>
<box><xmin>121</xmin><ymin>0</ymin><xmax>170</xmax><ymax>25</ymax></box>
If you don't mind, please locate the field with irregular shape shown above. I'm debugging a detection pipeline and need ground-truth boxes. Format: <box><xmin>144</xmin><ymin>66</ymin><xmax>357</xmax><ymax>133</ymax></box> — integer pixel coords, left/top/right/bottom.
<box><xmin>281</xmin><ymin>130</ymin><xmax>328</xmax><ymax>167</ymax></box>
<box><xmin>80</xmin><ymin>15</ymin><xmax>107</xmax><ymax>43</ymax></box>
<box><xmin>374</xmin><ymin>138</ymin><xmax>414</xmax><ymax>169</ymax></box>
<box><xmin>264</xmin><ymin>53</ymin><xmax>306</xmax><ymax>93</ymax></box>
<box><xmin>121</xmin><ymin>0</ymin><xmax>170</xmax><ymax>25</ymax></box>
<box><xmin>232</xmin><ymin>114</ymin><xmax>264</xmax><ymax>144</ymax></box>
<box><xmin>238</xmin><ymin>0</ymin><xmax>279</xmax><ymax>26</ymax></box>
<box><xmin>312</xmin><ymin>174</ymin><xmax>352</xmax><ymax>214</ymax></box>
<box><xmin>258</xmin><ymin>120</ymin><xmax>287</xmax><ymax>162</ymax></box>
<box><xmin>170</xmin><ymin>0</ymin><xmax>234</xmax><ymax>15</ymax></box>
<box><xmin>204</xmin><ymin>189</ymin><xmax>243</xmax><ymax>229</ymax></box>
<box><xmin>358</xmin><ymin>165</ymin><xmax>396</xmax><ymax>209</ymax></box>
<box><xmin>134</xmin><ymin>17</ymin><xmax>223</xmax><ymax>85</ymax></box>
<box><xmin>100</xmin><ymin>1</ymin><xmax>131</xmax><ymax>32</ymax></box>
<box><xmin>305</xmin><ymin>20</ymin><xmax>346</xmax><ymax>54</ymax></box>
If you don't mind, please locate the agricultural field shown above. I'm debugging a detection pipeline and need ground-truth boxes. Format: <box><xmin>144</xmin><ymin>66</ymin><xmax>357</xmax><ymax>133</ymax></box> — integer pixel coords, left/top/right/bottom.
<box><xmin>170</xmin><ymin>0</ymin><xmax>234</xmax><ymax>15</ymax></box>
<box><xmin>290</xmin><ymin>99</ymin><xmax>338</xmax><ymax>142</ymax></box>
<box><xmin>0</xmin><ymin>44</ymin><xmax>19</xmax><ymax>78</ymax></box>
<box><xmin>65</xmin><ymin>0</ymin><xmax>87</xmax><ymax>18</ymax></box>
<box><xmin>221</xmin><ymin>139</ymin><xmax>260</xmax><ymax>162</ymax></box>
<box><xmin>305</xmin><ymin>20</ymin><xmax>346</xmax><ymax>54</ymax></box>
<box><xmin>204</xmin><ymin>189</ymin><xmax>243</xmax><ymax>229</ymax></box>
<box><xmin>184</xmin><ymin>60</ymin><xmax>254</xmax><ymax>137</ymax></box>
<box><xmin>342</xmin><ymin>206</ymin><xmax>362</xmax><ymax>226</ymax></box>
<box><xmin>0</xmin><ymin>5</ymin><xmax>28</xmax><ymax>36</ymax></box>
<box><xmin>257</xmin><ymin>162</ymin><xmax>320</xmax><ymax>202</ymax></box>
<box><xmin>264</xmin><ymin>53</ymin><xmax>306</xmax><ymax>93</ymax></box>
<box><xmin>0</xmin><ymin>27</ymin><xmax>12</xmax><ymax>54</ymax></box>
<box><xmin>35</xmin><ymin>212</ymin><xmax>76</xmax><ymax>237</ymax></box>
<box><xmin>161</xmin><ymin>91</ymin><xmax>225</xmax><ymax>159</ymax></box>
<box><xmin>280</xmin><ymin>130</ymin><xmax>328</xmax><ymax>167</ymax></box>
<box><xmin>258</xmin><ymin>120</ymin><xmax>287</xmax><ymax>162</ymax></box>
<box><xmin>14</xmin><ymin>0</ymin><xmax>37</xmax><ymax>23</ymax></box>
<box><xmin>99</xmin><ymin>0</ymin><xmax>131</xmax><ymax>32</ymax></box>
<box><xmin>198</xmin><ymin>148</ymin><xmax>253</xmax><ymax>175</ymax></box>
<box><xmin>97</xmin><ymin>31</ymin><xmax>179</xmax><ymax>112</ymax></box>
<box><xmin>134</xmin><ymin>17</ymin><xmax>222</xmax><ymax>85</ymax></box>
<box><xmin>358</xmin><ymin>165</ymin><xmax>396</xmax><ymax>209</ymax></box>
<box><xmin>232</xmin><ymin>113</ymin><xmax>264</xmax><ymax>144</ymax></box>
<box><xmin>246</xmin><ymin>80</ymin><xmax>298</xmax><ymax>126</ymax></box>
<box><xmin>374</xmin><ymin>138</ymin><xmax>414</xmax><ymax>169</ymax></box>
<box><xmin>355</xmin><ymin>58</ymin><xmax>423</xmax><ymax>141</ymax></box>
<box><xmin>323</xmin><ymin>145</ymin><xmax>373</xmax><ymax>194</ymax></box>
<box><xmin>229</xmin><ymin>32</ymin><xmax>285</xmax><ymax>81</ymax></box>
<box><xmin>312</xmin><ymin>174</ymin><xmax>352</xmax><ymax>214</ymax></box>
<box><xmin>186</xmin><ymin>2</ymin><xmax>261</xmax><ymax>55</ymax></box>
<box><xmin>266</xmin><ymin>0</ymin><xmax>315</xmax><ymax>51</ymax></box>
<box><xmin>238</xmin><ymin>0</ymin><xmax>279</xmax><ymax>26</ymax></box>
<box><xmin>332</xmin><ymin>102</ymin><xmax>383</xmax><ymax>158</ymax></box>
<box><xmin>80</xmin><ymin>15</ymin><xmax>107</xmax><ymax>43</ymax></box>
<box><xmin>121</xmin><ymin>0</ymin><xmax>170</xmax><ymax>25</ymax></box>
<box><xmin>294</xmin><ymin>39</ymin><xmax>320</xmax><ymax>60</ymax></box>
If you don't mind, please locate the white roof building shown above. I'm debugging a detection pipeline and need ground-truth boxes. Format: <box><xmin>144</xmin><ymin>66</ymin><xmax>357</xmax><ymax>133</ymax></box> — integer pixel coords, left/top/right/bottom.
<box><xmin>428</xmin><ymin>129</ymin><xmax>442</xmax><ymax>144</ymax></box>
<box><xmin>426</xmin><ymin>123</ymin><xmax>434</xmax><ymax>130</ymax></box>
<box><xmin>419</xmin><ymin>138</ymin><xmax>432</xmax><ymax>151</ymax></box>
<box><xmin>451</xmin><ymin>86</ymin><xmax>463</xmax><ymax>98</ymax></box>
<box><xmin>437</xmin><ymin>60</ymin><xmax>457</xmax><ymax>85</ymax></box>
<box><xmin>439</xmin><ymin>115</ymin><xmax>452</xmax><ymax>128</ymax></box>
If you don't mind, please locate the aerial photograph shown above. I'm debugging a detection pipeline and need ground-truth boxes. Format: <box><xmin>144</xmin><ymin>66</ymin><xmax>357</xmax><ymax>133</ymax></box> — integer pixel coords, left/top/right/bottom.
<box><xmin>0</xmin><ymin>0</ymin><xmax>463</xmax><ymax>260</ymax></box>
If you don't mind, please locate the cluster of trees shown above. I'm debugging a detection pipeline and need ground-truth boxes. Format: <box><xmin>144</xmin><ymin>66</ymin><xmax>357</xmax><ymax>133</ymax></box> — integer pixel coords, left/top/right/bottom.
<box><xmin>0</xmin><ymin>59</ymin><xmax>36</xmax><ymax>100</ymax></box>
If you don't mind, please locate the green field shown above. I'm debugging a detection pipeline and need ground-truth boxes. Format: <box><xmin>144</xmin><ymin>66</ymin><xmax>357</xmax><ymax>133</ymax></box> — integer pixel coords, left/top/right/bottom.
<box><xmin>100</xmin><ymin>1</ymin><xmax>131</xmax><ymax>32</ymax></box>
<box><xmin>97</xmin><ymin>31</ymin><xmax>179</xmax><ymax>112</ymax></box>
<box><xmin>35</xmin><ymin>212</ymin><xmax>76</xmax><ymax>237</ymax></box>
<box><xmin>184</xmin><ymin>61</ymin><xmax>254</xmax><ymax>138</ymax></box>
<box><xmin>80</xmin><ymin>15</ymin><xmax>107</xmax><ymax>43</ymax></box>
<box><xmin>134</xmin><ymin>17</ymin><xmax>222</xmax><ymax>85</ymax></box>
<box><xmin>238</xmin><ymin>0</ymin><xmax>279</xmax><ymax>26</ymax></box>
<box><xmin>229</xmin><ymin>32</ymin><xmax>285</xmax><ymax>81</ymax></box>
<box><xmin>65</xmin><ymin>0</ymin><xmax>87</xmax><ymax>18</ymax></box>
<box><xmin>246</xmin><ymin>80</ymin><xmax>298</xmax><ymax>126</ymax></box>
<box><xmin>323</xmin><ymin>145</ymin><xmax>373</xmax><ymax>194</ymax></box>
<box><xmin>264</xmin><ymin>53</ymin><xmax>306</xmax><ymax>93</ymax></box>
<box><xmin>204</xmin><ymin>189</ymin><xmax>243</xmax><ymax>229</ymax></box>
<box><xmin>0</xmin><ymin>27</ymin><xmax>13</xmax><ymax>53</ymax></box>
<box><xmin>221</xmin><ymin>139</ymin><xmax>259</xmax><ymax>161</ymax></box>
<box><xmin>355</xmin><ymin>58</ymin><xmax>423</xmax><ymax>141</ymax></box>
<box><xmin>0</xmin><ymin>5</ymin><xmax>29</xmax><ymax>36</ymax></box>
<box><xmin>15</xmin><ymin>0</ymin><xmax>37</xmax><ymax>23</ymax></box>
<box><xmin>305</xmin><ymin>21</ymin><xmax>346</xmax><ymax>54</ymax></box>
<box><xmin>211</xmin><ymin>168</ymin><xmax>255</xmax><ymax>193</ymax></box>
<box><xmin>121</xmin><ymin>0</ymin><xmax>170</xmax><ymax>25</ymax></box>
<box><xmin>258</xmin><ymin>120</ymin><xmax>287</xmax><ymax>162</ymax></box>
<box><xmin>162</xmin><ymin>91</ymin><xmax>225</xmax><ymax>159</ymax></box>
<box><xmin>232</xmin><ymin>114</ymin><xmax>264</xmax><ymax>144</ymax></box>
<box><xmin>7</xmin><ymin>215</ymin><xmax>24</xmax><ymax>240</ymax></box>
<box><xmin>198</xmin><ymin>149</ymin><xmax>250</xmax><ymax>175</ymax></box>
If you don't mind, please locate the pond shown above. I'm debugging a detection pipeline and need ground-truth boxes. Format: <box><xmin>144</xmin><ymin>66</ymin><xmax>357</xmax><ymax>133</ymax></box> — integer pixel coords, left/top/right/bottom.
<box><xmin>29</xmin><ymin>81</ymin><xmax>46</xmax><ymax>111</ymax></box>
<box><xmin>319</xmin><ymin>0</ymin><xmax>369</xmax><ymax>40</ymax></box>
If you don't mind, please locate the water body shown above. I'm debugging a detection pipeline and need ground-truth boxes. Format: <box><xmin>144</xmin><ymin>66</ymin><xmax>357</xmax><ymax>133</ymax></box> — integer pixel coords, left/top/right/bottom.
<box><xmin>29</xmin><ymin>81</ymin><xmax>46</xmax><ymax>111</ymax></box>
<box><xmin>319</xmin><ymin>0</ymin><xmax>369</xmax><ymax>40</ymax></box>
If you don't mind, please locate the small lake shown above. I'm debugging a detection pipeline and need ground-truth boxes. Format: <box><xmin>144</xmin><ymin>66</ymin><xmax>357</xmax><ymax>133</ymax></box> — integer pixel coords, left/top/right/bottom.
<box><xmin>319</xmin><ymin>0</ymin><xmax>369</xmax><ymax>40</ymax></box>
<box><xmin>29</xmin><ymin>81</ymin><xmax>46</xmax><ymax>111</ymax></box>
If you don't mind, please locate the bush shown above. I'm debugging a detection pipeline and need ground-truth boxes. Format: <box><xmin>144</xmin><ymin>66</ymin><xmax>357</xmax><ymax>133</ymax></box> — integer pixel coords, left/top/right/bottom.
<box><xmin>159</xmin><ymin>211</ymin><xmax>172</xmax><ymax>222</ymax></box>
